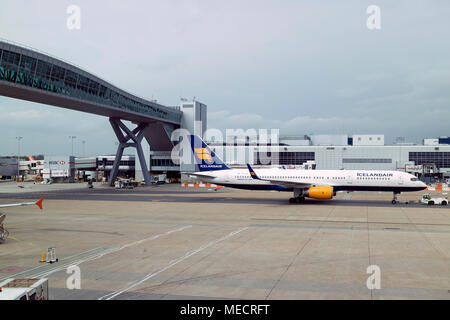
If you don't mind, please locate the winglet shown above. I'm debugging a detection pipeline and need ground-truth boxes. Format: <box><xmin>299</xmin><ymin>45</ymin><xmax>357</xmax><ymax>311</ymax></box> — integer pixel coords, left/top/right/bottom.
<box><xmin>35</xmin><ymin>196</ymin><xmax>45</xmax><ymax>210</ymax></box>
<box><xmin>247</xmin><ymin>164</ymin><xmax>260</xmax><ymax>180</ymax></box>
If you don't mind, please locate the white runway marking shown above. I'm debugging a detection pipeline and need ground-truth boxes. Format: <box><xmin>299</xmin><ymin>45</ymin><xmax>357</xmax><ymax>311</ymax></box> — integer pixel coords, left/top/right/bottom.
<box><xmin>32</xmin><ymin>225</ymin><xmax>192</xmax><ymax>279</ymax></box>
<box><xmin>98</xmin><ymin>227</ymin><xmax>249</xmax><ymax>300</ymax></box>
<box><xmin>0</xmin><ymin>246</ymin><xmax>104</xmax><ymax>282</ymax></box>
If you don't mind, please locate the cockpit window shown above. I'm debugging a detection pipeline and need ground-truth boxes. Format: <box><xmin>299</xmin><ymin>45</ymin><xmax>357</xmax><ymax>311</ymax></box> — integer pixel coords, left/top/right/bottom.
<box><xmin>410</xmin><ymin>178</ymin><xmax>418</xmax><ymax>181</ymax></box>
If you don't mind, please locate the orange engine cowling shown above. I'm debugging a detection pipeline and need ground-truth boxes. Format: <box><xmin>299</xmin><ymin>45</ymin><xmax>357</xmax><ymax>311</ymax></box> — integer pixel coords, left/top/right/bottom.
<box><xmin>305</xmin><ymin>186</ymin><xmax>334</xmax><ymax>199</ymax></box>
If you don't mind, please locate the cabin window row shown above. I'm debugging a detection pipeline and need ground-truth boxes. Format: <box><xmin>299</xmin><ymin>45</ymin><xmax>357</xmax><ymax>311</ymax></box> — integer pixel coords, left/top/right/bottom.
<box><xmin>235</xmin><ymin>176</ymin><xmax>347</xmax><ymax>180</ymax></box>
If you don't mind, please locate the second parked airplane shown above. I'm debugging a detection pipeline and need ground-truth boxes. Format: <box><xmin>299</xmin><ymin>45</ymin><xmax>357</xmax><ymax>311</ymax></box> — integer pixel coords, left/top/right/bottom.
<box><xmin>185</xmin><ymin>135</ymin><xmax>427</xmax><ymax>204</ymax></box>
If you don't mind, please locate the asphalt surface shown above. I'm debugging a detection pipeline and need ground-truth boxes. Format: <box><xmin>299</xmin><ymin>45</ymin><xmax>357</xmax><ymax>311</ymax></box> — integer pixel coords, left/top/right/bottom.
<box><xmin>0</xmin><ymin>183</ymin><xmax>447</xmax><ymax>209</ymax></box>
<box><xmin>0</xmin><ymin>183</ymin><xmax>449</xmax><ymax>300</ymax></box>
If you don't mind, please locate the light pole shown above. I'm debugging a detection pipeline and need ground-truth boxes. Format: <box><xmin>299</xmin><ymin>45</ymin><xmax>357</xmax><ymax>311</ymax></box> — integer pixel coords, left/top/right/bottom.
<box><xmin>82</xmin><ymin>140</ymin><xmax>86</xmax><ymax>157</ymax></box>
<box><xmin>69</xmin><ymin>136</ymin><xmax>77</xmax><ymax>156</ymax></box>
<box><xmin>16</xmin><ymin>136</ymin><xmax>23</xmax><ymax>182</ymax></box>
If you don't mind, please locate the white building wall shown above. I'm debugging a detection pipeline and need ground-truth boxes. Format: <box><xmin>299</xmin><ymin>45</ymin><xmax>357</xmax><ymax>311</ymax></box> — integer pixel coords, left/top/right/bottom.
<box><xmin>44</xmin><ymin>156</ymin><xmax>75</xmax><ymax>178</ymax></box>
<box><xmin>180</xmin><ymin>101</ymin><xmax>207</xmax><ymax>137</ymax></box>
<box><xmin>279</xmin><ymin>139</ymin><xmax>311</xmax><ymax>146</ymax></box>
<box><xmin>180</xmin><ymin>101</ymin><xmax>207</xmax><ymax>172</ymax></box>
<box><xmin>310</xmin><ymin>135</ymin><xmax>348</xmax><ymax>146</ymax></box>
<box><xmin>423</xmin><ymin>138</ymin><xmax>439</xmax><ymax>146</ymax></box>
<box><xmin>215</xmin><ymin>145</ymin><xmax>450</xmax><ymax>171</ymax></box>
<box><xmin>352</xmin><ymin>134</ymin><xmax>384</xmax><ymax>146</ymax></box>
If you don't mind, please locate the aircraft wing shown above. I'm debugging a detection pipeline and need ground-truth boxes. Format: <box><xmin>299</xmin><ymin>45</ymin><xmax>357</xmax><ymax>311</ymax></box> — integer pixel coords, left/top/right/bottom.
<box><xmin>182</xmin><ymin>172</ymin><xmax>215</xmax><ymax>180</ymax></box>
<box><xmin>246</xmin><ymin>164</ymin><xmax>314</xmax><ymax>188</ymax></box>
<box><xmin>262</xmin><ymin>180</ymin><xmax>312</xmax><ymax>188</ymax></box>
<box><xmin>0</xmin><ymin>196</ymin><xmax>45</xmax><ymax>210</ymax></box>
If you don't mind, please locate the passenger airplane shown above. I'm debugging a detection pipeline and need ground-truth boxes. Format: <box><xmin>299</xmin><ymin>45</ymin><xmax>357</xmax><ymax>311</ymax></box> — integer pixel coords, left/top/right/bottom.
<box><xmin>0</xmin><ymin>196</ymin><xmax>45</xmax><ymax>243</ymax></box>
<box><xmin>185</xmin><ymin>135</ymin><xmax>427</xmax><ymax>204</ymax></box>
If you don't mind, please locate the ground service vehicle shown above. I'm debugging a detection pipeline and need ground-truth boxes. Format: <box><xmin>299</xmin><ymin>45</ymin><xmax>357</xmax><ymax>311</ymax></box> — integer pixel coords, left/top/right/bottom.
<box><xmin>0</xmin><ymin>278</ymin><xmax>48</xmax><ymax>300</ymax></box>
<box><xmin>421</xmin><ymin>194</ymin><xmax>448</xmax><ymax>206</ymax></box>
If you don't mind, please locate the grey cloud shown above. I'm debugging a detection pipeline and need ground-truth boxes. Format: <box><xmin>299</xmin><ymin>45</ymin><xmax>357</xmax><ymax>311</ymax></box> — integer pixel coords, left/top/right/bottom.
<box><xmin>1</xmin><ymin>0</ymin><xmax>450</xmax><ymax>155</ymax></box>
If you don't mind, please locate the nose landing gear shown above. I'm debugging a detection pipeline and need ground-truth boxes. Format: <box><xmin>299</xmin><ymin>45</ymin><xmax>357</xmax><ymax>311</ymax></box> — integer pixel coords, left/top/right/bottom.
<box><xmin>392</xmin><ymin>192</ymin><xmax>400</xmax><ymax>205</ymax></box>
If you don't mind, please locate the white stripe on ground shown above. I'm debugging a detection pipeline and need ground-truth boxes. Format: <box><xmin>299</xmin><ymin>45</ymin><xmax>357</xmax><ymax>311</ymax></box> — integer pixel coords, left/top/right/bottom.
<box><xmin>32</xmin><ymin>225</ymin><xmax>192</xmax><ymax>279</ymax></box>
<box><xmin>98</xmin><ymin>227</ymin><xmax>249</xmax><ymax>300</ymax></box>
<box><xmin>0</xmin><ymin>247</ymin><xmax>105</xmax><ymax>281</ymax></box>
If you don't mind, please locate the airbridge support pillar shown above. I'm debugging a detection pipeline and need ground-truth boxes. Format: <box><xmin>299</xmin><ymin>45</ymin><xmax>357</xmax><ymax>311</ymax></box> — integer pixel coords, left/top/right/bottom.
<box><xmin>109</xmin><ymin>118</ymin><xmax>151</xmax><ymax>187</ymax></box>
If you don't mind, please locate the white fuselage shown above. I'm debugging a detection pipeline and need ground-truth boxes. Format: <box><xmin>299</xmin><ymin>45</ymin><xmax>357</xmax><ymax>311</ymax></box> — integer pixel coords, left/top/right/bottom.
<box><xmin>190</xmin><ymin>168</ymin><xmax>427</xmax><ymax>192</ymax></box>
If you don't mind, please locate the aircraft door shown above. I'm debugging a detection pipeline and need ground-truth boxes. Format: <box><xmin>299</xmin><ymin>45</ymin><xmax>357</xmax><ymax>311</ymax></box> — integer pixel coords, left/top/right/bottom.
<box><xmin>398</xmin><ymin>173</ymin><xmax>404</xmax><ymax>185</ymax></box>
<box><xmin>346</xmin><ymin>173</ymin><xmax>353</xmax><ymax>184</ymax></box>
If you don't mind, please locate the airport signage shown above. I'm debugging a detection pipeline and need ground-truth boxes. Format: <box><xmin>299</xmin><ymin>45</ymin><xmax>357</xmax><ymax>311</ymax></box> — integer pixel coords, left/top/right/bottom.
<box><xmin>45</xmin><ymin>156</ymin><xmax>74</xmax><ymax>172</ymax></box>
<box><xmin>50</xmin><ymin>170</ymin><xmax>69</xmax><ymax>178</ymax></box>
<box><xmin>48</xmin><ymin>161</ymin><xmax>67</xmax><ymax>166</ymax></box>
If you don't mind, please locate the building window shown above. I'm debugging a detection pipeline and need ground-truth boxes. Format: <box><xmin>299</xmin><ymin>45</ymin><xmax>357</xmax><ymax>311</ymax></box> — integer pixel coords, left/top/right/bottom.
<box><xmin>36</xmin><ymin>60</ymin><xmax>53</xmax><ymax>79</ymax></box>
<box><xmin>0</xmin><ymin>50</ymin><xmax>20</xmax><ymax>67</ymax></box>
<box><xmin>151</xmin><ymin>159</ymin><xmax>178</xmax><ymax>167</ymax></box>
<box><xmin>409</xmin><ymin>152</ymin><xmax>450</xmax><ymax>169</ymax></box>
<box><xmin>19</xmin><ymin>55</ymin><xmax>37</xmax><ymax>73</ymax></box>
<box><xmin>255</xmin><ymin>152</ymin><xmax>314</xmax><ymax>165</ymax></box>
<box><xmin>64</xmin><ymin>70</ymin><xmax>78</xmax><ymax>88</ymax></box>
<box><xmin>51</xmin><ymin>65</ymin><xmax>66</xmax><ymax>82</ymax></box>
<box><xmin>342</xmin><ymin>158</ymin><xmax>392</xmax><ymax>164</ymax></box>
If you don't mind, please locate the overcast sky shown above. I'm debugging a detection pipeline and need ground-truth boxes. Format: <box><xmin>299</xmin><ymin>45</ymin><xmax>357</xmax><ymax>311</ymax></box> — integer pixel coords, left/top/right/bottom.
<box><xmin>1</xmin><ymin>0</ymin><xmax>449</xmax><ymax>156</ymax></box>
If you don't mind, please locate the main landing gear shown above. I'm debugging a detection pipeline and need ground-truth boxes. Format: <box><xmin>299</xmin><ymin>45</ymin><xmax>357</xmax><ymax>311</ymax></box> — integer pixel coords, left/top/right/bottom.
<box><xmin>391</xmin><ymin>192</ymin><xmax>400</xmax><ymax>205</ymax></box>
<box><xmin>289</xmin><ymin>189</ymin><xmax>306</xmax><ymax>204</ymax></box>
<box><xmin>289</xmin><ymin>196</ymin><xmax>305</xmax><ymax>204</ymax></box>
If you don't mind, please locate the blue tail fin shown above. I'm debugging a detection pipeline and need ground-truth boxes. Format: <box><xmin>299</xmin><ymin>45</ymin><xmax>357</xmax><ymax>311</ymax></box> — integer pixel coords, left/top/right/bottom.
<box><xmin>189</xmin><ymin>135</ymin><xmax>230</xmax><ymax>171</ymax></box>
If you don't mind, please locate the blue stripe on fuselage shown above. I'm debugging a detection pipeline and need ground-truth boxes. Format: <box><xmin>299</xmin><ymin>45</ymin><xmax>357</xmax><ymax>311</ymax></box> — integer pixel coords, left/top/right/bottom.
<box><xmin>333</xmin><ymin>185</ymin><xmax>426</xmax><ymax>192</ymax></box>
<box><xmin>217</xmin><ymin>184</ymin><xmax>426</xmax><ymax>193</ymax></box>
<box><xmin>219</xmin><ymin>184</ymin><xmax>292</xmax><ymax>191</ymax></box>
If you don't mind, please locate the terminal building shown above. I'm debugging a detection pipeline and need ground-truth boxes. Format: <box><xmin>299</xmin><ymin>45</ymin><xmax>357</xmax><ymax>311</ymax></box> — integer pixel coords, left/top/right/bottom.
<box><xmin>204</xmin><ymin>134</ymin><xmax>450</xmax><ymax>183</ymax></box>
<box><xmin>1</xmin><ymin>133</ymin><xmax>449</xmax><ymax>185</ymax></box>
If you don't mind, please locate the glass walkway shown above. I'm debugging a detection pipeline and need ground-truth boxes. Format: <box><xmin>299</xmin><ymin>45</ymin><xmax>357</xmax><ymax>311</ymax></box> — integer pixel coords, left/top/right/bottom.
<box><xmin>0</xmin><ymin>40</ymin><xmax>181</xmax><ymax>124</ymax></box>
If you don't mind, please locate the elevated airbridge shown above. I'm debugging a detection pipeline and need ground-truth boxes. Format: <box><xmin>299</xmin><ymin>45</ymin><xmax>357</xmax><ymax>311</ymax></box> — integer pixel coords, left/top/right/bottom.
<box><xmin>0</xmin><ymin>39</ymin><xmax>200</xmax><ymax>185</ymax></box>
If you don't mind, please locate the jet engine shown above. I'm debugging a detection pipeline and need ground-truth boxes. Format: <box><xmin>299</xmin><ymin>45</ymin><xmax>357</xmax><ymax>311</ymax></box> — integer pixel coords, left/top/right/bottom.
<box><xmin>304</xmin><ymin>186</ymin><xmax>334</xmax><ymax>199</ymax></box>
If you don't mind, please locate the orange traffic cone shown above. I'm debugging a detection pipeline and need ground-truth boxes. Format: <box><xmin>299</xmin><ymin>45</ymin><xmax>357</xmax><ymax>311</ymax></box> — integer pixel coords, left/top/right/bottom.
<box><xmin>39</xmin><ymin>251</ymin><xmax>46</xmax><ymax>263</ymax></box>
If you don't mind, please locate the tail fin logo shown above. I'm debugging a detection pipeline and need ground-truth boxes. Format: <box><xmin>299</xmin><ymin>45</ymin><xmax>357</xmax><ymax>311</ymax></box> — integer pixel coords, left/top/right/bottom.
<box><xmin>189</xmin><ymin>135</ymin><xmax>230</xmax><ymax>171</ymax></box>
<box><xmin>194</xmin><ymin>148</ymin><xmax>214</xmax><ymax>164</ymax></box>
